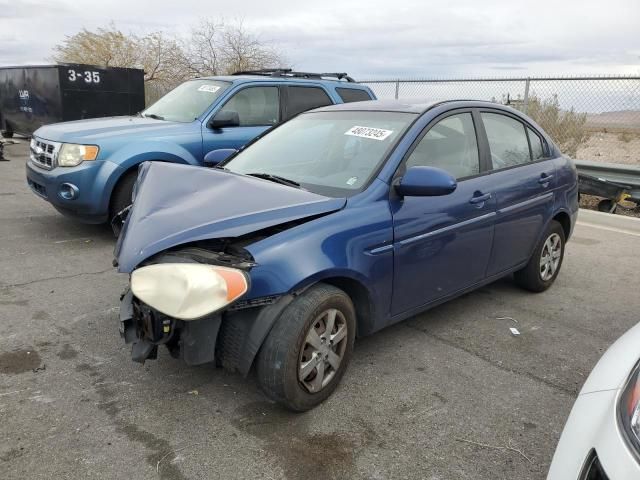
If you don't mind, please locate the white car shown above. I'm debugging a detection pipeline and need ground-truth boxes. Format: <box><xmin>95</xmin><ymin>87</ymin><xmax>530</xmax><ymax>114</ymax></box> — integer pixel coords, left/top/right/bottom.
<box><xmin>547</xmin><ymin>322</ymin><xmax>640</xmax><ymax>479</ymax></box>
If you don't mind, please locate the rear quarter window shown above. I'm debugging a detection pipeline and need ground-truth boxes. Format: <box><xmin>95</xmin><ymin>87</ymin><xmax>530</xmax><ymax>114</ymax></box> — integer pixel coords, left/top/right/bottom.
<box><xmin>527</xmin><ymin>127</ymin><xmax>546</xmax><ymax>160</ymax></box>
<box><xmin>285</xmin><ymin>86</ymin><xmax>333</xmax><ymax>120</ymax></box>
<box><xmin>336</xmin><ymin>88</ymin><xmax>373</xmax><ymax>103</ymax></box>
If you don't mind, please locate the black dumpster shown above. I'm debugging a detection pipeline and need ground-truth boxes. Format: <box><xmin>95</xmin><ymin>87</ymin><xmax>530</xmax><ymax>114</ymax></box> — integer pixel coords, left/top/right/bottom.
<box><xmin>0</xmin><ymin>64</ymin><xmax>145</xmax><ymax>137</ymax></box>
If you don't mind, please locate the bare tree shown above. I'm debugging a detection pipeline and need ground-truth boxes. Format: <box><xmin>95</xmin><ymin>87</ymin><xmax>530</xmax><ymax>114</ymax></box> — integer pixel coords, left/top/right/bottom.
<box><xmin>138</xmin><ymin>32</ymin><xmax>191</xmax><ymax>104</ymax></box>
<box><xmin>187</xmin><ymin>19</ymin><xmax>287</xmax><ymax>76</ymax></box>
<box><xmin>184</xmin><ymin>19</ymin><xmax>225</xmax><ymax>77</ymax></box>
<box><xmin>53</xmin><ymin>25</ymin><xmax>190</xmax><ymax>104</ymax></box>
<box><xmin>52</xmin><ymin>19</ymin><xmax>287</xmax><ymax>104</ymax></box>
<box><xmin>52</xmin><ymin>24</ymin><xmax>139</xmax><ymax>68</ymax></box>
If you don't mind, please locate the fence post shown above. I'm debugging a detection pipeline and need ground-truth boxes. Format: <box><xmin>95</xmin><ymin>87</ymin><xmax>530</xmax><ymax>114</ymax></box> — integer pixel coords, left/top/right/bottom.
<box><xmin>523</xmin><ymin>77</ymin><xmax>531</xmax><ymax>114</ymax></box>
<box><xmin>394</xmin><ymin>80</ymin><xmax>400</xmax><ymax>100</ymax></box>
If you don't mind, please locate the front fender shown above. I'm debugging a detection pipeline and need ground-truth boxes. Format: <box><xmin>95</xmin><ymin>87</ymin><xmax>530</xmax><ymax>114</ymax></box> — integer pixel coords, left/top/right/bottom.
<box><xmin>99</xmin><ymin>141</ymin><xmax>202</xmax><ymax>213</ymax></box>
<box><xmin>245</xmin><ymin>191</ymin><xmax>394</xmax><ymax>334</ymax></box>
<box><xmin>288</xmin><ymin>268</ymin><xmax>373</xmax><ymax>296</ymax></box>
<box><xmin>109</xmin><ymin>140</ymin><xmax>201</xmax><ymax>170</ymax></box>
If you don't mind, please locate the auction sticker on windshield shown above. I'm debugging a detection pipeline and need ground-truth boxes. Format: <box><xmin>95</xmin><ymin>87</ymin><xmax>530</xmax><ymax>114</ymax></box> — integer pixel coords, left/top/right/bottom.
<box><xmin>198</xmin><ymin>85</ymin><xmax>221</xmax><ymax>93</ymax></box>
<box><xmin>345</xmin><ymin>126</ymin><xmax>393</xmax><ymax>141</ymax></box>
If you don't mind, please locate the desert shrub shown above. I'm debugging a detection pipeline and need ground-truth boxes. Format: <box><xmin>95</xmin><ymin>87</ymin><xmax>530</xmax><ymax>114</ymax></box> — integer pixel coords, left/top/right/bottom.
<box><xmin>618</xmin><ymin>131</ymin><xmax>633</xmax><ymax>143</ymax></box>
<box><xmin>520</xmin><ymin>95</ymin><xmax>590</xmax><ymax>157</ymax></box>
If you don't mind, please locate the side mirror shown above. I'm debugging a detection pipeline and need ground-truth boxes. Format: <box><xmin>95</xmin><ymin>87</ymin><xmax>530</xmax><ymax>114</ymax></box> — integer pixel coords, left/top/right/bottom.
<box><xmin>395</xmin><ymin>166</ymin><xmax>457</xmax><ymax>197</ymax></box>
<box><xmin>204</xmin><ymin>149</ymin><xmax>237</xmax><ymax>167</ymax></box>
<box><xmin>209</xmin><ymin>110</ymin><xmax>240</xmax><ymax>129</ymax></box>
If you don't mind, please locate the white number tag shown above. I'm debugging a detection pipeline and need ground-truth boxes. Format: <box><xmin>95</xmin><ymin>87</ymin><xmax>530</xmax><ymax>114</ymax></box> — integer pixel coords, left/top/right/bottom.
<box><xmin>345</xmin><ymin>126</ymin><xmax>393</xmax><ymax>141</ymax></box>
<box><xmin>198</xmin><ymin>85</ymin><xmax>221</xmax><ymax>93</ymax></box>
<box><xmin>68</xmin><ymin>69</ymin><xmax>101</xmax><ymax>83</ymax></box>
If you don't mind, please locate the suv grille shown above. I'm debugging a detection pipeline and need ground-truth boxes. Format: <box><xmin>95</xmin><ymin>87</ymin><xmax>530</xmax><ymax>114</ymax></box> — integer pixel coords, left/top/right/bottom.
<box><xmin>30</xmin><ymin>137</ymin><xmax>60</xmax><ymax>170</ymax></box>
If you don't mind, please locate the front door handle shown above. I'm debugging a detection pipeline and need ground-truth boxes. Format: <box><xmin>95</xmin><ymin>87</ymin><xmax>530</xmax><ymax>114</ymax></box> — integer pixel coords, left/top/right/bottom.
<box><xmin>469</xmin><ymin>192</ymin><xmax>492</xmax><ymax>205</ymax></box>
<box><xmin>538</xmin><ymin>173</ymin><xmax>554</xmax><ymax>185</ymax></box>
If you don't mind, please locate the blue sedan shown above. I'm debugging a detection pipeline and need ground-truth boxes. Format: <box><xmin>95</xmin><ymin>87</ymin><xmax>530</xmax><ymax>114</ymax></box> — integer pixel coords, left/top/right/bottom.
<box><xmin>116</xmin><ymin>100</ymin><xmax>579</xmax><ymax>411</ymax></box>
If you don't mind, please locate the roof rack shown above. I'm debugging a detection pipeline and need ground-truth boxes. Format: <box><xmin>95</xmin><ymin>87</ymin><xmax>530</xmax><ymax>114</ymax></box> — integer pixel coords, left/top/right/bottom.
<box><xmin>232</xmin><ymin>68</ymin><xmax>355</xmax><ymax>83</ymax></box>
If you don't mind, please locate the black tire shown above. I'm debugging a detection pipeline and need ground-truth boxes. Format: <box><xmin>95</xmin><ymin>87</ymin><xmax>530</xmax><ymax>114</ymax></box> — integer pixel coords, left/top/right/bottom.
<box><xmin>256</xmin><ymin>283</ymin><xmax>356</xmax><ymax>412</ymax></box>
<box><xmin>597</xmin><ymin>199</ymin><xmax>617</xmax><ymax>213</ymax></box>
<box><xmin>1</xmin><ymin>130</ymin><xmax>13</xmax><ymax>139</ymax></box>
<box><xmin>514</xmin><ymin>220</ymin><xmax>566</xmax><ymax>293</ymax></box>
<box><xmin>109</xmin><ymin>170</ymin><xmax>137</xmax><ymax>224</ymax></box>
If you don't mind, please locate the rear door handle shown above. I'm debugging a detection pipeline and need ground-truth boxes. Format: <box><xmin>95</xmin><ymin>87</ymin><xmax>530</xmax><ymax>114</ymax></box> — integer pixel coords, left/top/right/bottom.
<box><xmin>538</xmin><ymin>173</ymin><xmax>554</xmax><ymax>185</ymax></box>
<box><xmin>469</xmin><ymin>192</ymin><xmax>492</xmax><ymax>205</ymax></box>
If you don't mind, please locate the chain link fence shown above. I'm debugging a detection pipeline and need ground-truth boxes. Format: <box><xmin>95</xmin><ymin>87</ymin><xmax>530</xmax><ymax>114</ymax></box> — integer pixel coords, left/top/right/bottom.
<box><xmin>361</xmin><ymin>76</ymin><xmax>640</xmax><ymax>165</ymax></box>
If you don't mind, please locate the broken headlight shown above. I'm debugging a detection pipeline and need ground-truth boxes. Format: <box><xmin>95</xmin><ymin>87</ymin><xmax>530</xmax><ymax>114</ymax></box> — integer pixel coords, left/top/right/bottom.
<box><xmin>131</xmin><ymin>263</ymin><xmax>249</xmax><ymax>320</ymax></box>
<box><xmin>619</xmin><ymin>360</ymin><xmax>640</xmax><ymax>456</ymax></box>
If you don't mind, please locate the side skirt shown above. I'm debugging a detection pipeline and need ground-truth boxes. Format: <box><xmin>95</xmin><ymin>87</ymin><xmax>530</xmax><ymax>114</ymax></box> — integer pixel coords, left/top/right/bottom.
<box><xmin>385</xmin><ymin>262</ymin><xmax>528</xmax><ymax>329</ymax></box>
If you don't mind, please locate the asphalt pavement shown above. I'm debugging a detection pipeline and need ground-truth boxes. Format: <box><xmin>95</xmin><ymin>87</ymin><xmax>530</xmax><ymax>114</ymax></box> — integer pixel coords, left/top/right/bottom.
<box><xmin>1</xmin><ymin>141</ymin><xmax>639</xmax><ymax>479</ymax></box>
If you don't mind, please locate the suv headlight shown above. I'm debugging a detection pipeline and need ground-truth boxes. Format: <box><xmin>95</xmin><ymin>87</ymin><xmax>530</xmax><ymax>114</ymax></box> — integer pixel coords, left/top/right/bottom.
<box><xmin>131</xmin><ymin>263</ymin><xmax>249</xmax><ymax>320</ymax></box>
<box><xmin>619</xmin><ymin>360</ymin><xmax>640</xmax><ymax>455</ymax></box>
<box><xmin>57</xmin><ymin>143</ymin><xmax>99</xmax><ymax>167</ymax></box>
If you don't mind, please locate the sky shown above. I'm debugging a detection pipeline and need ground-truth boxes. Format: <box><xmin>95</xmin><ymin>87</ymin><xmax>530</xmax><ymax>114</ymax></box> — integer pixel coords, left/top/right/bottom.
<box><xmin>1</xmin><ymin>0</ymin><xmax>639</xmax><ymax>79</ymax></box>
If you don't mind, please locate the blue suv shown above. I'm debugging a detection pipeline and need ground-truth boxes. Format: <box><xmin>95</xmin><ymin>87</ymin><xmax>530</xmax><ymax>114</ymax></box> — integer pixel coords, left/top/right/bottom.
<box><xmin>116</xmin><ymin>99</ymin><xmax>579</xmax><ymax>411</ymax></box>
<box><xmin>25</xmin><ymin>70</ymin><xmax>375</xmax><ymax>224</ymax></box>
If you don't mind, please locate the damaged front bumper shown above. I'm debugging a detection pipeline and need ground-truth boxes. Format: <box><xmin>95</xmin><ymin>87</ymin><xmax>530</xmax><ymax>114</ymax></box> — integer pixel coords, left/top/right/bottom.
<box><xmin>119</xmin><ymin>286</ymin><xmax>295</xmax><ymax>374</ymax></box>
<box><xmin>119</xmin><ymin>289</ymin><xmax>222</xmax><ymax>365</ymax></box>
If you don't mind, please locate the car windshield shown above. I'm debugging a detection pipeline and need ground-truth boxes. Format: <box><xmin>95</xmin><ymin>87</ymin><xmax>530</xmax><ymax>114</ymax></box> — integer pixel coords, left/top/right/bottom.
<box><xmin>142</xmin><ymin>79</ymin><xmax>230</xmax><ymax>123</ymax></box>
<box><xmin>224</xmin><ymin>111</ymin><xmax>417</xmax><ymax>197</ymax></box>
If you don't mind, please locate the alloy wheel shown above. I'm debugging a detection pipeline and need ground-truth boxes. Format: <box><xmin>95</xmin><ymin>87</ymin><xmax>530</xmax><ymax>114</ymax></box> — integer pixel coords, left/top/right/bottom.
<box><xmin>298</xmin><ymin>308</ymin><xmax>348</xmax><ymax>393</ymax></box>
<box><xmin>539</xmin><ymin>232</ymin><xmax>562</xmax><ymax>281</ymax></box>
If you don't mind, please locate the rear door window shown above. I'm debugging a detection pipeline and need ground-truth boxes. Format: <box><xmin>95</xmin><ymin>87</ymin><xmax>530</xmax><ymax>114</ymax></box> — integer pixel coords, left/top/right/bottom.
<box><xmin>284</xmin><ymin>86</ymin><xmax>333</xmax><ymax>120</ymax></box>
<box><xmin>336</xmin><ymin>88</ymin><xmax>373</xmax><ymax>103</ymax></box>
<box><xmin>481</xmin><ymin>112</ymin><xmax>531</xmax><ymax>169</ymax></box>
<box><xmin>405</xmin><ymin>112</ymin><xmax>480</xmax><ymax>179</ymax></box>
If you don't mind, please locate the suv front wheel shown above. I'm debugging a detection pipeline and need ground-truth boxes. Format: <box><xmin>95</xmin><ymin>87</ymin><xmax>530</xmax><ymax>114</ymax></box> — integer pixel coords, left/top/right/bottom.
<box><xmin>256</xmin><ymin>283</ymin><xmax>356</xmax><ymax>411</ymax></box>
<box><xmin>109</xmin><ymin>170</ymin><xmax>137</xmax><ymax>227</ymax></box>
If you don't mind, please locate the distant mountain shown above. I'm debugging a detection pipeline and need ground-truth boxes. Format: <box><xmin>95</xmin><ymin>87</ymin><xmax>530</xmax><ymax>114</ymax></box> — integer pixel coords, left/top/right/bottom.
<box><xmin>586</xmin><ymin>110</ymin><xmax>640</xmax><ymax>130</ymax></box>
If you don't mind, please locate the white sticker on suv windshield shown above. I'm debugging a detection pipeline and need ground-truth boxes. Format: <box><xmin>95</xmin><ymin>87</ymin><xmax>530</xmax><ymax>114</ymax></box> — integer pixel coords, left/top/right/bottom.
<box><xmin>198</xmin><ymin>84</ymin><xmax>221</xmax><ymax>93</ymax></box>
<box><xmin>345</xmin><ymin>126</ymin><xmax>393</xmax><ymax>141</ymax></box>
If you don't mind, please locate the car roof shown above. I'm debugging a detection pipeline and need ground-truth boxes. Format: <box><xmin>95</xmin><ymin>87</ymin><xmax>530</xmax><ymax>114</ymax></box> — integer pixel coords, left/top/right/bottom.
<box><xmin>198</xmin><ymin>75</ymin><xmax>370</xmax><ymax>88</ymax></box>
<box><xmin>310</xmin><ymin>99</ymin><xmax>519</xmax><ymax>114</ymax></box>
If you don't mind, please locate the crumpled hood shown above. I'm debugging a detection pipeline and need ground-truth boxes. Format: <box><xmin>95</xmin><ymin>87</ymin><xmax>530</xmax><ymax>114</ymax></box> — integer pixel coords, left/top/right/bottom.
<box><xmin>115</xmin><ymin>162</ymin><xmax>346</xmax><ymax>273</ymax></box>
<box><xmin>34</xmin><ymin>116</ymin><xmax>190</xmax><ymax>145</ymax></box>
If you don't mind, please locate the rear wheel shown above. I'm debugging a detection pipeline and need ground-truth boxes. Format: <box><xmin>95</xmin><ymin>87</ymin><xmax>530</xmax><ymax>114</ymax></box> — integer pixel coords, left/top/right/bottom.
<box><xmin>514</xmin><ymin>220</ymin><xmax>565</xmax><ymax>292</ymax></box>
<box><xmin>256</xmin><ymin>283</ymin><xmax>356</xmax><ymax>411</ymax></box>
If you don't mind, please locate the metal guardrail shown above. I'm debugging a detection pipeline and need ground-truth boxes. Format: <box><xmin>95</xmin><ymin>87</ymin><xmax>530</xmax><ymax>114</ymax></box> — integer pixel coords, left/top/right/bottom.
<box><xmin>575</xmin><ymin>160</ymin><xmax>640</xmax><ymax>206</ymax></box>
<box><xmin>574</xmin><ymin>161</ymin><xmax>640</xmax><ymax>189</ymax></box>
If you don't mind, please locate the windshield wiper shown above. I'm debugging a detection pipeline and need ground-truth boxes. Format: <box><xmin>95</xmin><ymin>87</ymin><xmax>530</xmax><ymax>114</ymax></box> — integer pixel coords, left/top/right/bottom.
<box><xmin>246</xmin><ymin>172</ymin><xmax>300</xmax><ymax>188</ymax></box>
<box><xmin>142</xmin><ymin>113</ymin><xmax>165</xmax><ymax>120</ymax></box>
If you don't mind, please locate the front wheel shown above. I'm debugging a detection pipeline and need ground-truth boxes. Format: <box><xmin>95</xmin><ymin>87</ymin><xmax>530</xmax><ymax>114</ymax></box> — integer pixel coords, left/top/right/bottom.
<box><xmin>256</xmin><ymin>283</ymin><xmax>356</xmax><ymax>411</ymax></box>
<box><xmin>514</xmin><ymin>220</ymin><xmax>566</xmax><ymax>292</ymax></box>
<box><xmin>109</xmin><ymin>170</ymin><xmax>137</xmax><ymax>226</ymax></box>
